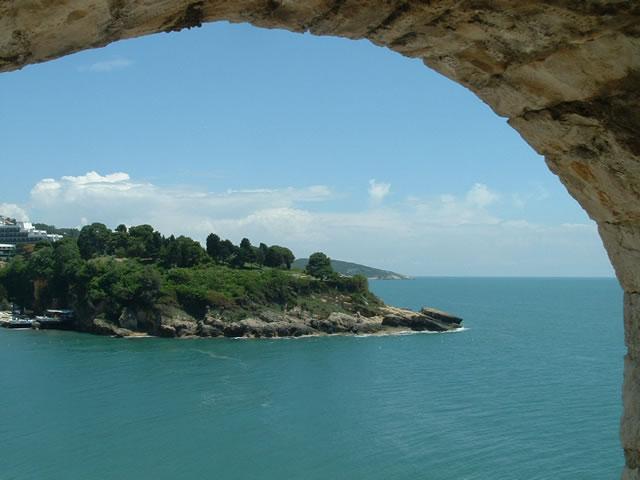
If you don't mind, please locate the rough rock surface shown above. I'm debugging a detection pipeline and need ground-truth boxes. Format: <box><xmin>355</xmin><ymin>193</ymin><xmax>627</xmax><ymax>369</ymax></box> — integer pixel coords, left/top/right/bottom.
<box><xmin>1</xmin><ymin>1</ymin><xmax>639</xmax><ymax>475</ymax></box>
<box><xmin>92</xmin><ymin>317</ymin><xmax>135</xmax><ymax>338</ymax></box>
<box><xmin>101</xmin><ymin>305</ymin><xmax>463</xmax><ymax>339</ymax></box>
<box><xmin>382</xmin><ymin>306</ymin><xmax>463</xmax><ymax>332</ymax></box>
<box><xmin>118</xmin><ymin>307</ymin><xmax>138</xmax><ymax>330</ymax></box>
<box><xmin>194</xmin><ymin>305</ymin><xmax>462</xmax><ymax>338</ymax></box>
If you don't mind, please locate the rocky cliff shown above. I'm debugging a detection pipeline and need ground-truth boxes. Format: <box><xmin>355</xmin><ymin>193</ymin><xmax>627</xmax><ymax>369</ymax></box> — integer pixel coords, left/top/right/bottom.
<box><xmin>82</xmin><ymin>301</ymin><xmax>463</xmax><ymax>338</ymax></box>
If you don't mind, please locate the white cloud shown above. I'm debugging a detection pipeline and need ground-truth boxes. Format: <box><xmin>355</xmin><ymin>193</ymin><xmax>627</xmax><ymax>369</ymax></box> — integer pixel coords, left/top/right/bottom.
<box><xmin>78</xmin><ymin>57</ymin><xmax>133</xmax><ymax>73</ymax></box>
<box><xmin>0</xmin><ymin>203</ymin><xmax>29</xmax><ymax>221</ymax></box>
<box><xmin>18</xmin><ymin>171</ymin><xmax>613</xmax><ymax>277</ymax></box>
<box><xmin>408</xmin><ymin>184</ymin><xmax>500</xmax><ymax>226</ymax></box>
<box><xmin>29</xmin><ymin>171</ymin><xmax>333</xmax><ymax>238</ymax></box>
<box><xmin>466</xmin><ymin>183</ymin><xmax>499</xmax><ymax>208</ymax></box>
<box><xmin>368</xmin><ymin>179</ymin><xmax>391</xmax><ymax>203</ymax></box>
<box><xmin>61</xmin><ymin>172</ymin><xmax>130</xmax><ymax>184</ymax></box>
<box><xmin>30</xmin><ymin>178</ymin><xmax>62</xmax><ymax>204</ymax></box>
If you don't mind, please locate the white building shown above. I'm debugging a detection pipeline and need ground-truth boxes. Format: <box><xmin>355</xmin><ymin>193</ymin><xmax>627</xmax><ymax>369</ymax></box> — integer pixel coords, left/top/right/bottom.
<box><xmin>0</xmin><ymin>217</ymin><xmax>63</xmax><ymax>245</ymax></box>
<box><xmin>0</xmin><ymin>243</ymin><xmax>16</xmax><ymax>260</ymax></box>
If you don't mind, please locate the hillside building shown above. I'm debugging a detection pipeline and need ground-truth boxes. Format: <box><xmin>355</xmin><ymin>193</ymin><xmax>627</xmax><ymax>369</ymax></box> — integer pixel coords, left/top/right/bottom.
<box><xmin>0</xmin><ymin>216</ymin><xmax>62</xmax><ymax>246</ymax></box>
<box><xmin>0</xmin><ymin>243</ymin><xmax>16</xmax><ymax>260</ymax></box>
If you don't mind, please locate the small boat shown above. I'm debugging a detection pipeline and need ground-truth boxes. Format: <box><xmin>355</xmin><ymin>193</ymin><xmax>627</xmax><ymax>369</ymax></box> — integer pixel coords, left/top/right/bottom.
<box><xmin>0</xmin><ymin>316</ymin><xmax>33</xmax><ymax>329</ymax></box>
<box><xmin>32</xmin><ymin>310</ymin><xmax>74</xmax><ymax>330</ymax></box>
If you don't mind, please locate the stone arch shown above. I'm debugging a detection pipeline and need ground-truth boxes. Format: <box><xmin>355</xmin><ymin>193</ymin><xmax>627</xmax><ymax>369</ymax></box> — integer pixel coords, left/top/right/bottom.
<box><xmin>1</xmin><ymin>1</ymin><xmax>639</xmax><ymax>476</ymax></box>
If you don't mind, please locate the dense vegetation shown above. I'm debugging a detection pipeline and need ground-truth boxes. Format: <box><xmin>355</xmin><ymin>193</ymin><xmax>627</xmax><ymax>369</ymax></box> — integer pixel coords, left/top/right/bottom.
<box><xmin>292</xmin><ymin>258</ymin><xmax>410</xmax><ymax>280</ymax></box>
<box><xmin>0</xmin><ymin>223</ymin><xmax>379</xmax><ymax>326</ymax></box>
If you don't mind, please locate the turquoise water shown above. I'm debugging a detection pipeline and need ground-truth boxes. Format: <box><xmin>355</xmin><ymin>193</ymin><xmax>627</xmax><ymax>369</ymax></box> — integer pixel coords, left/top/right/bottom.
<box><xmin>1</xmin><ymin>278</ymin><xmax>623</xmax><ymax>479</ymax></box>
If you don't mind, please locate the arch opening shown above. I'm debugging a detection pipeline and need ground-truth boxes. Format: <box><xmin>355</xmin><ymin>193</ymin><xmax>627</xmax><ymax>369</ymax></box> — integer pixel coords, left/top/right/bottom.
<box><xmin>1</xmin><ymin>2</ymin><xmax>639</xmax><ymax>477</ymax></box>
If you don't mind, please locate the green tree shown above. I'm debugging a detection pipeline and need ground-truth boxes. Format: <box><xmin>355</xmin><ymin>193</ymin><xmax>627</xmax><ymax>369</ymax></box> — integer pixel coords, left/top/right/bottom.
<box><xmin>264</xmin><ymin>246</ymin><xmax>283</xmax><ymax>268</ymax></box>
<box><xmin>306</xmin><ymin>252</ymin><xmax>333</xmax><ymax>279</ymax></box>
<box><xmin>0</xmin><ymin>284</ymin><xmax>10</xmax><ymax>310</ymax></box>
<box><xmin>77</xmin><ymin>223</ymin><xmax>112</xmax><ymax>259</ymax></box>
<box><xmin>160</xmin><ymin>235</ymin><xmax>179</xmax><ymax>268</ymax></box>
<box><xmin>127</xmin><ymin>224</ymin><xmax>162</xmax><ymax>259</ymax></box>
<box><xmin>27</xmin><ymin>245</ymin><xmax>56</xmax><ymax>311</ymax></box>
<box><xmin>340</xmin><ymin>274</ymin><xmax>369</xmax><ymax>293</ymax></box>
<box><xmin>80</xmin><ymin>258</ymin><xmax>118</xmax><ymax>314</ymax></box>
<box><xmin>264</xmin><ymin>245</ymin><xmax>295</xmax><ymax>269</ymax></box>
<box><xmin>174</xmin><ymin>236</ymin><xmax>207</xmax><ymax>268</ymax></box>
<box><xmin>0</xmin><ymin>284</ymin><xmax>8</xmax><ymax>304</ymax></box>
<box><xmin>112</xmin><ymin>263</ymin><xmax>162</xmax><ymax>309</ymax></box>
<box><xmin>1</xmin><ymin>256</ymin><xmax>33</xmax><ymax>308</ymax></box>
<box><xmin>50</xmin><ymin>238</ymin><xmax>84</xmax><ymax>306</ymax></box>
<box><xmin>257</xmin><ymin>242</ymin><xmax>269</xmax><ymax>266</ymax></box>
<box><xmin>206</xmin><ymin>233</ymin><xmax>222</xmax><ymax>261</ymax></box>
<box><xmin>27</xmin><ymin>246</ymin><xmax>55</xmax><ymax>279</ymax></box>
<box><xmin>220</xmin><ymin>239</ymin><xmax>238</xmax><ymax>264</ymax></box>
<box><xmin>237</xmin><ymin>237</ymin><xmax>257</xmax><ymax>266</ymax></box>
<box><xmin>111</xmin><ymin>224</ymin><xmax>130</xmax><ymax>257</ymax></box>
<box><xmin>277</xmin><ymin>246</ymin><xmax>294</xmax><ymax>269</ymax></box>
<box><xmin>81</xmin><ymin>259</ymin><xmax>162</xmax><ymax>321</ymax></box>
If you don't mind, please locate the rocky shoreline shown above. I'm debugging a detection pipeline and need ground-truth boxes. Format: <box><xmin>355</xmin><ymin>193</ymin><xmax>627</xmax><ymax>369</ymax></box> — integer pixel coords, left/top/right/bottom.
<box><xmin>88</xmin><ymin>304</ymin><xmax>463</xmax><ymax>339</ymax></box>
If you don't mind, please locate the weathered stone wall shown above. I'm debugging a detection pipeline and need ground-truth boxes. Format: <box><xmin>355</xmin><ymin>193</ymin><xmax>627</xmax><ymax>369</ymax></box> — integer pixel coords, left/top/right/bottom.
<box><xmin>1</xmin><ymin>1</ymin><xmax>639</xmax><ymax>476</ymax></box>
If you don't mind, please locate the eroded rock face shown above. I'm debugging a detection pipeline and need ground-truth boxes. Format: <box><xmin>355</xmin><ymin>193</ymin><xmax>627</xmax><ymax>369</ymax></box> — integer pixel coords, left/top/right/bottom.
<box><xmin>381</xmin><ymin>305</ymin><xmax>463</xmax><ymax>331</ymax></box>
<box><xmin>1</xmin><ymin>1</ymin><xmax>638</xmax><ymax>476</ymax></box>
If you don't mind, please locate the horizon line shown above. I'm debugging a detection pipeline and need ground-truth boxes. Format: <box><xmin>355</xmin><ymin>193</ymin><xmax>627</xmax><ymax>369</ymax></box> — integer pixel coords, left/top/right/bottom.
<box><xmin>385</xmin><ymin>275</ymin><xmax>617</xmax><ymax>279</ymax></box>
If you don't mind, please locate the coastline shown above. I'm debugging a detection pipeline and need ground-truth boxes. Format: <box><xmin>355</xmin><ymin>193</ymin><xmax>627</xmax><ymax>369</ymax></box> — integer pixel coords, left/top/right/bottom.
<box><xmin>2</xmin><ymin>303</ymin><xmax>464</xmax><ymax>340</ymax></box>
<box><xmin>83</xmin><ymin>304</ymin><xmax>464</xmax><ymax>339</ymax></box>
<box><xmin>0</xmin><ymin>324</ymin><xmax>467</xmax><ymax>340</ymax></box>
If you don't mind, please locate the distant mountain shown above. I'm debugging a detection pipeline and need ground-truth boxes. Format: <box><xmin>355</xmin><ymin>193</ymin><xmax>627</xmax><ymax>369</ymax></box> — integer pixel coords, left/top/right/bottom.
<box><xmin>292</xmin><ymin>258</ymin><xmax>411</xmax><ymax>280</ymax></box>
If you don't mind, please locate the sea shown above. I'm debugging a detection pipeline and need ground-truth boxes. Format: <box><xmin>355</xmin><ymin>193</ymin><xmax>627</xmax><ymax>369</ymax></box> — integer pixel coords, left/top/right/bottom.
<box><xmin>0</xmin><ymin>277</ymin><xmax>624</xmax><ymax>479</ymax></box>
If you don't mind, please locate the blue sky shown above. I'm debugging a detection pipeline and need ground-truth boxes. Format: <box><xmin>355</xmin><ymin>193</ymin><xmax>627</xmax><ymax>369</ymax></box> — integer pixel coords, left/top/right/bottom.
<box><xmin>0</xmin><ymin>22</ymin><xmax>613</xmax><ymax>277</ymax></box>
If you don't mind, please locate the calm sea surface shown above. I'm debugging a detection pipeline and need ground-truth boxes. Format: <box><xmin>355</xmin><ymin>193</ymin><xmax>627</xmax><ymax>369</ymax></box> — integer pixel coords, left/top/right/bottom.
<box><xmin>0</xmin><ymin>278</ymin><xmax>624</xmax><ymax>479</ymax></box>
